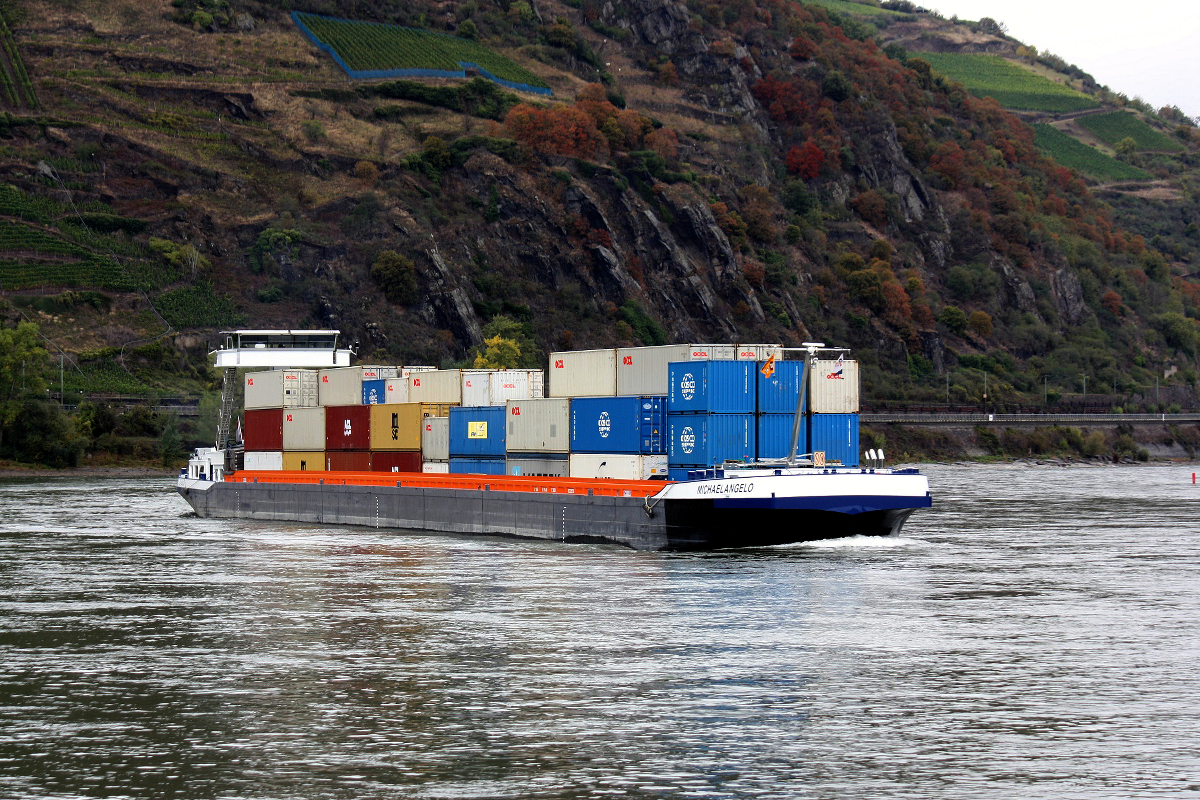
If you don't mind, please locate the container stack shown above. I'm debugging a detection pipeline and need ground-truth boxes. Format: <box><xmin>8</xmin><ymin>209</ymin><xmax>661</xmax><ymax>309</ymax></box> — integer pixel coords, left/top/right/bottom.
<box><xmin>568</xmin><ymin>396</ymin><xmax>668</xmax><ymax>480</ymax></box>
<box><xmin>808</xmin><ymin>358</ymin><xmax>860</xmax><ymax>466</ymax></box>
<box><xmin>421</xmin><ymin>416</ymin><xmax>449</xmax><ymax>473</ymax></box>
<box><xmin>448</xmin><ymin>405</ymin><xmax>507</xmax><ymax>475</ymax></box>
<box><xmin>505</xmin><ymin>398</ymin><xmax>570</xmax><ymax>476</ymax></box>
<box><xmin>755</xmin><ymin>359</ymin><xmax>807</xmax><ymax>461</ymax></box>
<box><xmin>666</xmin><ymin>360</ymin><xmax>756</xmax><ymax>481</ymax></box>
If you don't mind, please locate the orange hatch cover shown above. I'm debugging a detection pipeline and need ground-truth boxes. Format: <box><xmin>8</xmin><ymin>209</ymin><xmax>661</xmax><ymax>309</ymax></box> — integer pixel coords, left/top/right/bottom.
<box><xmin>226</xmin><ymin>470</ymin><xmax>669</xmax><ymax>498</ymax></box>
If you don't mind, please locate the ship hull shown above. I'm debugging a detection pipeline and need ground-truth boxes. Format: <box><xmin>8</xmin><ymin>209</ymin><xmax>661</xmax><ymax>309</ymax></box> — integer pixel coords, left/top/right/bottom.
<box><xmin>177</xmin><ymin>469</ymin><xmax>930</xmax><ymax>551</ymax></box>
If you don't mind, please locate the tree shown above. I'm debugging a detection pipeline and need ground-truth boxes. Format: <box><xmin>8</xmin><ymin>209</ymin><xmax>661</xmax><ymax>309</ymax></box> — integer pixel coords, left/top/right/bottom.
<box><xmin>967</xmin><ymin>310</ymin><xmax>993</xmax><ymax>337</ymax></box>
<box><xmin>473</xmin><ymin>335</ymin><xmax>522</xmax><ymax>369</ymax></box>
<box><xmin>370</xmin><ymin>250</ymin><xmax>419</xmax><ymax>305</ymax></box>
<box><xmin>821</xmin><ymin>70</ymin><xmax>852</xmax><ymax>102</ymax></box>
<box><xmin>458</xmin><ymin>19</ymin><xmax>477</xmax><ymax>39</ymax></box>
<box><xmin>0</xmin><ymin>322</ymin><xmax>48</xmax><ymax>451</ymax></box>
<box><xmin>1115</xmin><ymin>136</ymin><xmax>1138</xmax><ymax>158</ymax></box>
<box><xmin>353</xmin><ymin>160</ymin><xmax>378</xmax><ymax>185</ymax></box>
<box><xmin>939</xmin><ymin>305</ymin><xmax>968</xmax><ymax>335</ymax></box>
<box><xmin>160</xmin><ymin>412</ymin><xmax>183</xmax><ymax>467</ymax></box>
<box><xmin>786</xmin><ymin>141</ymin><xmax>825</xmax><ymax>180</ymax></box>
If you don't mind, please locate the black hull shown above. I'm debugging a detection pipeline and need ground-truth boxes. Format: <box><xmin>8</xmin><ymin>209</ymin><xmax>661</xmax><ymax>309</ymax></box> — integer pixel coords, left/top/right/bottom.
<box><xmin>178</xmin><ymin>480</ymin><xmax>921</xmax><ymax>552</ymax></box>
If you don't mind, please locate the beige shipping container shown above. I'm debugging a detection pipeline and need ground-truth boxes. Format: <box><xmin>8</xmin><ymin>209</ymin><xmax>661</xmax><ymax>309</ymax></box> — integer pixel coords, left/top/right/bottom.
<box><xmin>505</xmin><ymin>398</ymin><xmax>570</xmax><ymax>453</ymax></box>
<box><xmin>368</xmin><ymin>403</ymin><xmax>425</xmax><ymax>451</ymax></box>
<box><xmin>360</xmin><ymin>365</ymin><xmax>399</xmax><ymax>380</ymax></box>
<box><xmin>809</xmin><ymin>359</ymin><xmax>860</xmax><ymax>413</ymax></box>
<box><xmin>282</xmin><ymin>407</ymin><xmax>326</xmax><ymax>451</ymax></box>
<box><xmin>318</xmin><ymin>367</ymin><xmax>363</xmax><ymax>407</ymax></box>
<box><xmin>422</xmin><ymin>461</ymin><xmax>450</xmax><ymax>474</ymax></box>
<box><xmin>461</xmin><ymin>370</ymin><xmax>494</xmax><ymax>406</ymax></box>
<box><xmin>569</xmin><ymin>453</ymin><xmax>668</xmax><ymax>480</ymax></box>
<box><xmin>408</xmin><ymin>369</ymin><xmax>463</xmax><ymax>404</ymax></box>
<box><xmin>383</xmin><ymin>378</ymin><xmax>408</xmax><ymax>404</ymax></box>
<box><xmin>244</xmin><ymin>451</ymin><xmax>283</xmax><ymax>471</ymax></box>
<box><xmin>548</xmin><ymin>349</ymin><xmax>617</xmax><ymax>397</ymax></box>
<box><xmin>490</xmin><ymin>370</ymin><xmax>544</xmax><ymax>404</ymax></box>
<box><xmin>736</xmin><ymin>344</ymin><xmax>784</xmax><ymax>361</ymax></box>
<box><xmin>282</xmin><ymin>451</ymin><xmax>324</xmax><ymax>471</ymax></box>
<box><xmin>245</xmin><ymin>370</ymin><xmax>319</xmax><ymax>410</ymax></box>
<box><xmin>403</xmin><ymin>366</ymin><xmax>437</xmax><ymax>378</ymax></box>
<box><xmin>507</xmin><ymin>457</ymin><xmax>569</xmax><ymax>477</ymax></box>
<box><xmin>615</xmin><ymin>344</ymin><xmax>737</xmax><ymax>396</ymax></box>
<box><xmin>421</xmin><ymin>416</ymin><xmax>450</xmax><ymax>461</ymax></box>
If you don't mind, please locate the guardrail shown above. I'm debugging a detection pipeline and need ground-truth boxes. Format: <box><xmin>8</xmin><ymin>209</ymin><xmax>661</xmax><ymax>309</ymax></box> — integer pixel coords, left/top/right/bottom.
<box><xmin>861</xmin><ymin>413</ymin><xmax>1200</xmax><ymax>425</ymax></box>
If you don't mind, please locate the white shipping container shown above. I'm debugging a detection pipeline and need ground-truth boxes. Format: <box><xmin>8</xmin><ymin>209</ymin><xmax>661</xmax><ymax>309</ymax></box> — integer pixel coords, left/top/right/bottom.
<box><xmin>318</xmin><ymin>367</ymin><xmax>363</xmax><ymax>407</ymax></box>
<box><xmin>422</xmin><ymin>461</ymin><xmax>450</xmax><ymax>474</ymax></box>
<box><xmin>244</xmin><ymin>370</ymin><xmax>319</xmax><ymax>410</ymax></box>
<box><xmin>360</xmin><ymin>365</ymin><xmax>400</xmax><ymax>380</ymax></box>
<box><xmin>408</xmin><ymin>369</ymin><xmax>462</xmax><ymax>404</ymax></box>
<box><xmin>615</xmin><ymin>344</ymin><xmax>736</xmax><ymax>396</ymax></box>
<box><xmin>282</xmin><ymin>407</ymin><xmax>326</xmax><ymax>451</ymax></box>
<box><xmin>489</xmin><ymin>370</ymin><xmax>544</xmax><ymax>404</ymax></box>
<box><xmin>461</xmin><ymin>370</ymin><xmax>494</xmax><ymax>406</ymax></box>
<box><xmin>403</xmin><ymin>366</ymin><xmax>436</xmax><ymax>378</ymax></box>
<box><xmin>244</xmin><ymin>451</ymin><xmax>284</xmax><ymax>471</ymax></box>
<box><xmin>507</xmin><ymin>457</ymin><xmax>569</xmax><ymax>477</ymax></box>
<box><xmin>505</xmin><ymin>398</ymin><xmax>570</xmax><ymax>453</ymax></box>
<box><xmin>809</xmin><ymin>359</ymin><xmax>860</xmax><ymax>413</ymax></box>
<box><xmin>736</xmin><ymin>344</ymin><xmax>784</xmax><ymax>361</ymax></box>
<box><xmin>383</xmin><ymin>377</ymin><xmax>409</xmax><ymax>404</ymax></box>
<box><xmin>421</xmin><ymin>416</ymin><xmax>450</xmax><ymax>461</ymax></box>
<box><xmin>569</xmin><ymin>453</ymin><xmax>668</xmax><ymax>480</ymax></box>
<box><xmin>548</xmin><ymin>349</ymin><xmax>617</xmax><ymax>397</ymax></box>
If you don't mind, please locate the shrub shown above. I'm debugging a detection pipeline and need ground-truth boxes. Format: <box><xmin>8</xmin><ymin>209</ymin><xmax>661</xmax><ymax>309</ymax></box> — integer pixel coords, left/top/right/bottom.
<box><xmin>939</xmin><ymin>305</ymin><xmax>968</xmax><ymax>334</ymax></box>
<box><xmin>371</xmin><ymin>250</ymin><xmax>418</xmax><ymax>305</ymax></box>
<box><xmin>967</xmin><ymin>310</ymin><xmax>993</xmax><ymax>337</ymax></box>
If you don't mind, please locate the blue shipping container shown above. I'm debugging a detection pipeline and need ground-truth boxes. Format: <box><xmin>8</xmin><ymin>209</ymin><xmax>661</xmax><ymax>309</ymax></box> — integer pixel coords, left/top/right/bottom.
<box><xmin>667</xmin><ymin>361</ymin><xmax>755</xmax><ymax>414</ymax></box>
<box><xmin>361</xmin><ymin>379</ymin><xmax>386</xmax><ymax>405</ymax></box>
<box><xmin>570</xmin><ymin>396</ymin><xmax>666</xmax><ymax>454</ymax></box>
<box><xmin>449</xmin><ymin>406</ymin><xmax>507</xmax><ymax>457</ymax></box>
<box><xmin>809</xmin><ymin>413</ymin><xmax>860</xmax><ymax>466</ymax></box>
<box><xmin>667</xmin><ymin>413</ymin><xmax>755</xmax><ymax>467</ymax></box>
<box><xmin>448</xmin><ymin>457</ymin><xmax>507</xmax><ymax>476</ymax></box>
<box><xmin>756</xmin><ymin>360</ymin><xmax>808</xmax><ymax>414</ymax></box>
<box><xmin>756</xmin><ymin>414</ymin><xmax>808</xmax><ymax>460</ymax></box>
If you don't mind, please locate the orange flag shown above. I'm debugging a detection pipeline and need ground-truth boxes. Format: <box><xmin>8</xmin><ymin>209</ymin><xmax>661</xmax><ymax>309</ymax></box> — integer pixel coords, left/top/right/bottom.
<box><xmin>760</xmin><ymin>353</ymin><xmax>776</xmax><ymax>380</ymax></box>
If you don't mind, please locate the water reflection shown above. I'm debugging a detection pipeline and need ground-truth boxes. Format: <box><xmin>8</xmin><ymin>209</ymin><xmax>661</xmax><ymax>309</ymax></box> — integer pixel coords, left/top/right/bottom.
<box><xmin>1</xmin><ymin>466</ymin><xmax>1198</xmax><ymax>797</ymax></box>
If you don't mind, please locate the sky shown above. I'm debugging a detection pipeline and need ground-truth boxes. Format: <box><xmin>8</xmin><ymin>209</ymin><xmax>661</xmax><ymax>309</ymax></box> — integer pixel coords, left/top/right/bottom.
<box><xmin>925</xmin><ymin>1</ymin><xmax>1200</xmax><ymax>120</ymax></box>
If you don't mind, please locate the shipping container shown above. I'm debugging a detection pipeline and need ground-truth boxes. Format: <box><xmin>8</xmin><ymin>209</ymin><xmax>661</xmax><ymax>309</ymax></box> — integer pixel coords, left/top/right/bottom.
<box><xmin>548</xmin><ymin>349</ymin><xmax>617</xmax><ymax>397</ymax></box>
<box><xmin>461</xmin><ymin>370</ymin><xmax>494</xmax><ymax>406</ymax></box>
<box><xmin>383</xmin><ymin>377</ymin><xmax>408</xmax><ymax>404</ymax></box>
<box><xmin>667</xmin><ymin>413</ymin><xmax>755</xmax><ymax>467</ymax></box>
<box><xmin>490</xmin><ymin>370</ymin><xmax>544</xmax><ymax>404</ymax></box>
<box><xmin>324</xmin><ymin>405</ymin><xmax>371</xmax><ymax>451</ymax></box>
<box><xmin>243</xmin><ymin>408</ymin><xmax>283</xmax><ymax>452</ymax></box>
<box><xmin>282</xmin><ymin>407</ymin><xmax>326</xmax><ymax>451</ymax></box>
<box><xmin>326</xmin><ymin>450</ymin><xmax>371</xmax><ymax>471</ymax></box>
<box><xmin>449</xmin><ymin>405</ymin><xmax>507</xmax><ymax>457</ymax></box>
<box><xmin>368</xmin><ymin>403</ymin><xmax>425</xmax><ymax>451</ymax></box>
<box><xmin>403</xmin><ymin>366</ymin><xmax>436</xmax><ymax>379</ymax></box>
<box><xmin>756</xmin><ymin>359</ymin><xmax>808</xmax><ymax>414</ymax></box>
<box><xmin>244</xmin><ymin>451</ymin><xmax>283</xmax><ymax>471</ymax></box>
<box><xmin>615</xmin><ymin>344</ymin><xmax>736</xmax><ymax>396</ymax></box>
<box><xmin>244</xmin><ymin>369</ymin><xmax>319</xmax><ymax>410</ymax></box>
<box><xmin>507</xmin><ymin>455</ymin><xmax>570</xmax><ymax>477</ymax></box>
<box><xmin>505</xmin><ymin>398</ymin><xmax>570</xmax><ymax>453</ymax></box>
<box><xmin>422</xmin><ymin>416</ymin><xmax>449</xmax><ymax>461</ymax></box>
<box><xmin>362</xmin><ymin>379</ymin><xmax>386</xmax><ymax>405</ymax></box>
<box><xmin>570</xmin><ymin>396</ymin><xmax>666</xmax><ymax>454</ymax></box>
<box><xmin>736</xmin><ymin>344</ymin><xmax>784</xmax><ymax>361</ymax></box>
<box><xmin>318</xmin><ymin>367</ymin><xmax>363</xmax><ymax>407</ymax></box>
<box><xmin>360</xmin><ymin>365</ymin><xmax>399</xmax><ymax>380</ymax></box>
<box><xmin>369</xmin><ymin>451</ymin><xmax>422</xmax><ymax>473</ymax></box>
<box><xmin>568</xmin><ymin>453</ymin><xmax>668</xmax><ymax>480</ymax></box>
<box><xmin>755</xmin><ymin>414</ymin><xmax>808</xmax><ymax>461</ymax></box>
<box><xmin>408</xmin><ymin>369</ymin><xmax>463</xmax><ymax>404</ymax></box>
<box><xmin>667</xmin><ymin>361</ymin><xmax>756</xmax><ymax>414</ymax></box>
<box><xmin>809</xmin><ymin>359</ymin><xmax>860</xmax><ymax>413</ymax></box>
<box><xmin>282</xmin><ymin>451</ymin><xmax>323</xmax><ymax>471</ymax></box>
<box><xmin>809</xmin><ymin>413</ymin><xmax>860</xmax><ymax>466</ymax></box>
<box><xmin>422</xmin><ymin>460</ymin><xmax>450</xmax><ymax>474</ymax></box>
<box><xmin>448</xmin><ymin>457</ymin><xmax>506</xmax><ymax>476</ymax></box>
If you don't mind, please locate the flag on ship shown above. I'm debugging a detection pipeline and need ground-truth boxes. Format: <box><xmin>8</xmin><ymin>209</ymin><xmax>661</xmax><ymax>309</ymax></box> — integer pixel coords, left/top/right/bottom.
<box><xmin>760</xmin><ymin>353</ymin><xmax>776</xmax><ymax>379</ymax></box>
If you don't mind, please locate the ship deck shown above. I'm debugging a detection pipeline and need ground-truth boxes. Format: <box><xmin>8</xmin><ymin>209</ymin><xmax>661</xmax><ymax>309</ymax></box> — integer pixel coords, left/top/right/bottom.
<box><xmin>226</xmin><ymin>470</ymin><xmax>668</xmax><ymax>499</ymax></box>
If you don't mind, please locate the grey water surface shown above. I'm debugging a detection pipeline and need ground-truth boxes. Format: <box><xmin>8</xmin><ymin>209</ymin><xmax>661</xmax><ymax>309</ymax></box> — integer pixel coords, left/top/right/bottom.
<box><xmin>1</xmin><ymin>463</ymin><xmax>1198</xmax><ymax>799</ymax></box>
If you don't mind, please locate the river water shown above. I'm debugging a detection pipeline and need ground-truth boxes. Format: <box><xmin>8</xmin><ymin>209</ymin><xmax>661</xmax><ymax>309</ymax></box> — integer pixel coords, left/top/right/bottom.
<box><xmin>1</xmin><ymin>463</ymin><xmax>1198</xmax><ymax>799</ymax></box>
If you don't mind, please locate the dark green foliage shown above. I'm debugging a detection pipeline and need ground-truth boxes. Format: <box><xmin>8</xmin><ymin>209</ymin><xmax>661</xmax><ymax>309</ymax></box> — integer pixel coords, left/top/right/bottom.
<box><xmin>945</xmin><ymin>261</ymin><xmax>1000</xmax><ymax>302</ymax></box>
<box><xmin>75</xmin><ymin>213</ymin><xmax>149</xmax><ymax>234</ymax></box>
<box><xmin>251</xmin><ymin>228</ymin><xmax>301</xmax><ymax>273</ymax></box>
<box><xmin>160</xmin><ymin>412</ymin><xmax>182</xmax><ymax>466</ymax></box>
<box><xmin>780</xmin><ymin>180</ymin><xmax>814</xmax><ymax>214</ymax></box>
<box><xmin>1152</xmin><ymin>312</ymin><xmax>1198</xmax><ymax>355</ymax></box>
<box><xmin>821</xmin><ymin>70</ymin><xmax>852</xmax><ymax>102</ymax></box>
<box><xmin>1077</xmin><ymin>111</ymin><xmax>1184</xmax><ymax>153</ymax></box>
<box><xmin>620</xmin><ymin>301</ymin><xmax>667</xmax><ymax>346</ymax></box>
<box><xmin>371</xmin><ymin>250</ymin><xmax>419</xmax><ymax>305</ymax></box>
<box><xmin>1033</xmin><ymin>124</ymin><xmax>1151</xmax><ymax>180</ymax></box>
<box><xmin>364</xmin><ymin>77</ymin><xmax>521</xmax><ymax>121</ymax></box>
<box><xmin>155</xmin><ymin>282</ymin><xmax>244</xmax><ymax>328</ymax></box>
<box><xmin>484</xmin><ymin>184</ymin><xmax>500</xmax><ymax>222</ymax></box>
<box><xmin>939</xmin><ymin>305</ymin><xmax>968</xmax><ymax>334</ymax></box>
<box><xmin>1</xmin><ymin>399</ymin><xmax>84</xmax><ymax>467</ymax></box>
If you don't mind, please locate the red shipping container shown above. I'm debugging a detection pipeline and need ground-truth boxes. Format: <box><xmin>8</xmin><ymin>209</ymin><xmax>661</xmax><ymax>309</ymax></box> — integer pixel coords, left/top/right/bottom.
<box><xmin>325</xmin><ymin>405</ymin><xmax>371</xmax><ymax>451</ymax></box>
<box><xmin>326</xmin><ymin>451</ymin><xmax>372</xmax><ymax>471</ymax></box>
<box><xmin>370</xmin><ymin>451</ymin><xmax>421</xmax><ymax>473</ymax></box>
<box><xmin>243</xmin><ymin>408</ymin><xmax>283</xmax><ymax>452</ymax></box>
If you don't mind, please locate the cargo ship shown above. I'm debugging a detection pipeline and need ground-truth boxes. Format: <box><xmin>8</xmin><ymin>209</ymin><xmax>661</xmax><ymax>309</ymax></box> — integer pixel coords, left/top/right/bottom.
<box><xmin>176</xmin><ymin>331</ymin><xmax>931</xmax><ymax>550</ymax></box>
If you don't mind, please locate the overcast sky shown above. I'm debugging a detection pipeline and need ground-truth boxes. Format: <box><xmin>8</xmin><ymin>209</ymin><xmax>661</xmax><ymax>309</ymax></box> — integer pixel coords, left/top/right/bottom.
<box><xmin>925</xmin><ymin>1</ymin><xmax>1200</xmax><ymax>120</ymax></box>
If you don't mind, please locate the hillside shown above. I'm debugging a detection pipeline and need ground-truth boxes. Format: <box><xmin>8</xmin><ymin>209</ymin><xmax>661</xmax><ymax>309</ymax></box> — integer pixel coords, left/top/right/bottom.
<box><xmin>0</xmin><ymin>0</ymin><xmax>1198</xmax><ymax>435</ymax></box>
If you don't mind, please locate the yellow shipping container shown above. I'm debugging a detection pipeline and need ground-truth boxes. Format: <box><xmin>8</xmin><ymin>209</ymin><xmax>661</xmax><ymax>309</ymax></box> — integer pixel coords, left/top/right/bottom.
<box><xmin>369</xmin><ymin>403</ymin><xmax>433</xmax><ymax>450</ymax></box>
<box><xmin>282</xmin><ymin>451</ymin><xmax>324</xmax><ymax>471</ymax></box>
<box><xmin>420</xmin><ymin>402</ymin><xmax>453</xmax><ymax>418</ymax></box>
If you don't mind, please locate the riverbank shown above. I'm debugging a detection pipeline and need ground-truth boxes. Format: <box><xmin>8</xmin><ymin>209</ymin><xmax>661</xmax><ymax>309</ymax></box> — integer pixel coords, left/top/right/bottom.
<box><xmin>0</xmin><ymin>459</ymin><xmax>177</xmax><ymax>479</ymax></box>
